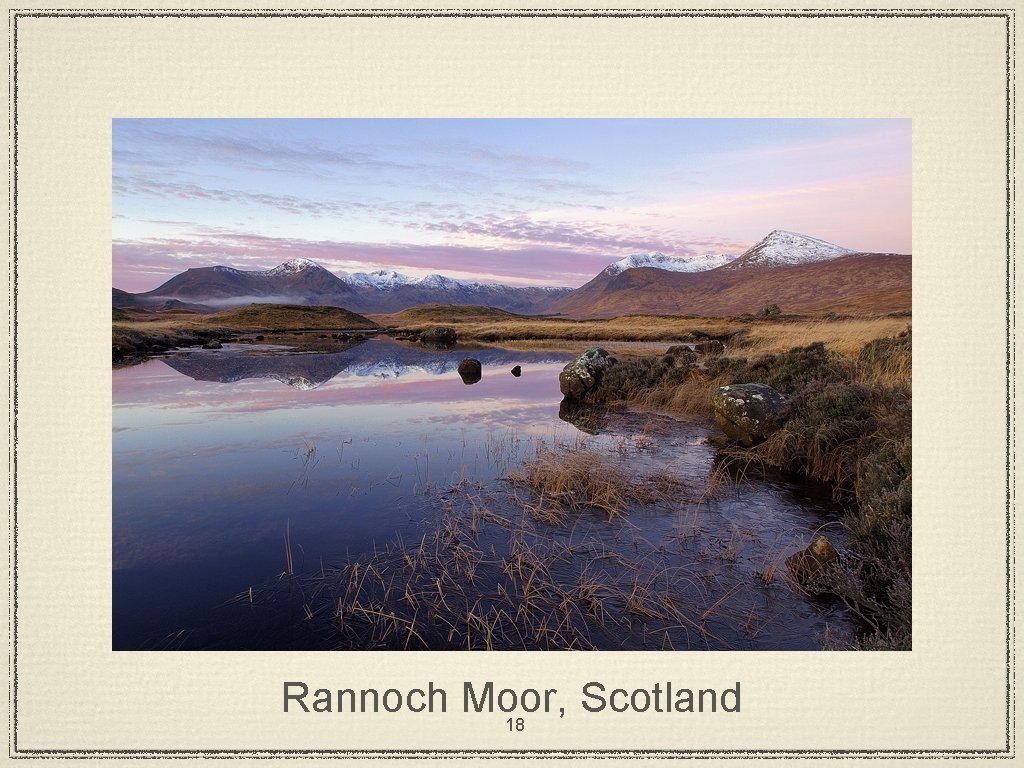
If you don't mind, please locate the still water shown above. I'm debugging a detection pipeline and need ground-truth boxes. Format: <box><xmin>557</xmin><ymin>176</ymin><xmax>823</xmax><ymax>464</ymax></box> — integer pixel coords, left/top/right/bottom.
<box><xmin>112</xmin><ymin>337</ymin><xmax>855</xmax><ymax>650</ymax></box>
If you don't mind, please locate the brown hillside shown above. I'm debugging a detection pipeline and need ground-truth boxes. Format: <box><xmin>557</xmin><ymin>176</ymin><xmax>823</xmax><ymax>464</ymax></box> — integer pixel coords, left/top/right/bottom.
<box><xmin>551</xmin><ymin>253</ymin><xmax>911</xmax><ymax>319</ymax></box>
<box><xmin>370</xmin><ymin>304</ymin><xmax>523</xmax><ymax>326</ymax></box>
<box><xmin>201</xmin><ymin>303</ymin><xmax>378</xmax><ymax>330</ymax></box>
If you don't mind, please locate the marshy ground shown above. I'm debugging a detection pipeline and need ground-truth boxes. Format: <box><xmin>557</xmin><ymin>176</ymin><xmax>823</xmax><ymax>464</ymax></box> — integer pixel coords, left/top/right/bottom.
<box><xmin>112</xmin><ymin>306</ymin><xmax>911</xmax><ymax>651</ymax></box>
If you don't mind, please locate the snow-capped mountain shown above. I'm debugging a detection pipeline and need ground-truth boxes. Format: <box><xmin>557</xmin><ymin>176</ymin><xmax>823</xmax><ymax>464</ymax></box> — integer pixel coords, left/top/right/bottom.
<box><xmin>263</xmin><ymin>258</ymin><xmax>325</xmax><ymax>277</ymax></box>
<box><xmin>343</xmin><ymin>269</ymin><xmax>420</xmax><ymax>290</ymax></box>
<box><xmin>602</xmin><ymin>252</ymin><xmax>738</xmax><ymax>276</ymax></box>
<box><xmin>726</xmin><ymin>230</ymin><xmax>856</xmax><ymax>269</ymax></box>
<box><xmin>334</xmin><ymin>268</ymin><xmax>571</xmax><ymax>313</ymax></box>
<box><xmin>549</xmin><ymin>229</ymin><xmax>909</xmax><ymax>318</ymax></box>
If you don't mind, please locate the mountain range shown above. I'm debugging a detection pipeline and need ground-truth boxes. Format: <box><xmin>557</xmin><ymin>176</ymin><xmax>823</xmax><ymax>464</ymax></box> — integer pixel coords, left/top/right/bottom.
<box><xmin>113</xmin><ymin>230</ymin><xmax>911</xmax><ymax>319</ymax></box>
<box><xmin>114</xmin><ymin>259</ymin><xmax>570</xmax><ymax>316</ymax></box>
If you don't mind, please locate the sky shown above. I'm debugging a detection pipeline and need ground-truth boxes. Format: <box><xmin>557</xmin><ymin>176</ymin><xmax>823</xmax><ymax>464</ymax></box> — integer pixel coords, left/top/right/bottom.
<box><xmin>112</xmin><ymin>118</ymin><xmax>911</xmax><ymax>292</ymax></box>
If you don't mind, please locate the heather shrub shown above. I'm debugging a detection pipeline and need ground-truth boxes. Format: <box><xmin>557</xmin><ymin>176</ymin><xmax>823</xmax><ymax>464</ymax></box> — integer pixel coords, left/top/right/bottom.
<box><xmin>706</xmin><ymin>341</ymin><xmax>853</xmax><ymax>395</ymax></box>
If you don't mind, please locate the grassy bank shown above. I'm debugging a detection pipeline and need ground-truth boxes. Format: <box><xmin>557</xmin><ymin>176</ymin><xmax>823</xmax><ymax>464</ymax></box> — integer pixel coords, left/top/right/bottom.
<box><xmin>580</xmin><ymin>327</ymin><xmax>912</xmax><ymax>649</ymax></box>
<box><xmin>372</xmin><ymin>305</ymin><xmax>910</xmax><ymax>351</ymax></box>
<box><xmin>114</xmin><ymin>299</ymin><xmax>909</xmax><ymax>365</ymax></box>
<box><xmin>113</xmin><ymin>303</ymin><xmax>379</xmax><ymax>363</ymax></box>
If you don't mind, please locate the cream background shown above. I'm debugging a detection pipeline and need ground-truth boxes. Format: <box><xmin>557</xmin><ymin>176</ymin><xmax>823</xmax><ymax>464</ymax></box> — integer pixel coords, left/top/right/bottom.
<box><xmin>4</xmin><ymin>3</ymin><xmax>1017</xmax><ymax>760</ymax></box>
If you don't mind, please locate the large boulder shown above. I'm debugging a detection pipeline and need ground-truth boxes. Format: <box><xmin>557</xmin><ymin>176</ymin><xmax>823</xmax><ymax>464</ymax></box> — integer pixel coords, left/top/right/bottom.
<box><xmin>558</xmin><ymin>347</ymin><xmax>616</xmax><ymax>400</ymax></box>
<box><xmin>785</xmin><ymin>535</ymin><xmax>839</xmax><ymax>589</ymax></box>
<box><xmin>457</xmin><ymin>358</ymin><xmax>482</xmax><ymax>385</ymax></box>
<box><xmin>421</xmin><ymin>326</ymin><xmax>457</xmax><ymax>348</ymax></box>
<box><xmin>712</xmin><ymin>383</ymin><xmax>789</xmax><ymax>446</ymax></box>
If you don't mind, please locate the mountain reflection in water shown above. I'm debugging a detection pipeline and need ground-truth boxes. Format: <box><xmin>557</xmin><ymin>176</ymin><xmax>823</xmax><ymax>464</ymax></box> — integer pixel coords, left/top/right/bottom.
<box><xmin>160</xmin><ymin>338</ymin><xmax>571</xmax><ymax>390</ymax></box>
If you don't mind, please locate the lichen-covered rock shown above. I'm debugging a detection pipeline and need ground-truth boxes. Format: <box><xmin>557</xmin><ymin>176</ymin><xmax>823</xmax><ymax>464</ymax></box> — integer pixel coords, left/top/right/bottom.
<box><xmin>785</xmin><ymin>535</ymin><xmax>839</xmax><ymax>588</ymax></box>
<box><xmin>421</xmin><ymin>326</ymin><xmax>457</xmax><ymax>348</ymax></box>
<box><xmin>712</xmin><ymin>383</ymin><xmax>789</xmax><ymax>446</ymax></box>
<box><xmin>558</xmin><ymin>347</ymin><xmax>616</xmax><ymax>400</ymax></box>
<box><xmin>457</xmin><ymin>358</ymin><xmax>482</xmax><ymax>385</ymax></box>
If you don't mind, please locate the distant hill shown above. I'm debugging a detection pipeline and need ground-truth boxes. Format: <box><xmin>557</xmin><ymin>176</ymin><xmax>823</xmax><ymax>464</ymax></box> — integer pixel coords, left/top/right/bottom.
<box><xmin>202</xmin><ymin>304</ymin><xmax>378</xmax><ymax>331</ymax></box>
<box><xmin>372</xmin><ymin>304</ymin><xmax>524</xmax><ymax>324</ymax></box>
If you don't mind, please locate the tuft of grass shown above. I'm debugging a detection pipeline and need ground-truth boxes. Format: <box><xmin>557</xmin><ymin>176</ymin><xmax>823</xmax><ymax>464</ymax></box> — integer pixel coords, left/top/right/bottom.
<box><xmin>506</xmin><ymin>442</ymin><xmax>685</xmax><ymax>523</ymax></box>
<box><xmin>856</xmin><ymin>327</ymin><xmax>911</xmax><ymax>386</ymax></box>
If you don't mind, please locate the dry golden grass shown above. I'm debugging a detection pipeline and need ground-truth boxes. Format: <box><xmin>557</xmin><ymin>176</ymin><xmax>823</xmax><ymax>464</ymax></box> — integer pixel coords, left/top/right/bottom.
<box><xmin>733</xmin><ymin>318</ymin><xmax>911</xmax><ymax>358</ymax></box>
<box><xmin>373</xmin><ymin>311</ymin><xmax>911</xmax><ymax>358</ymax></box>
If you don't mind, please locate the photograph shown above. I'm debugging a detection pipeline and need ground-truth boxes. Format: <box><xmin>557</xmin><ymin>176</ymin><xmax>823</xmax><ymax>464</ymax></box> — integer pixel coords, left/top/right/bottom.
<box><xmin>112</xmin><ymin>117</ymin><xmax>913</xmax><ymax>652</ymax></box>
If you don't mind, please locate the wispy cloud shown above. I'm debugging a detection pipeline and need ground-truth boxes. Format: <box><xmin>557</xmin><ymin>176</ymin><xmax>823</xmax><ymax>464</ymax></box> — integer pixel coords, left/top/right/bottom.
<box><xmin>413</xmin><ymin>214</ymin><xmax>741</xmax><ymax>256</ymax></box>
<box><xmin>115</xmin><ymin>123</ymin><xmax>400</xmax><ymax>178</ymax></box>
<box><xmin>114</xmin><ymin>176</ymin><xmax>374</xmax><ymax>218</ymax></box>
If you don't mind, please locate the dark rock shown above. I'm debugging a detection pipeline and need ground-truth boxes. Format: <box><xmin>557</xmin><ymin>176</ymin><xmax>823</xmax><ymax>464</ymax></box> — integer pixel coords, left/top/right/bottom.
<box><xmin>421</xmin><ymin>326</ymin><xmax>457</xmax><ymax>348</ymax></box>
<box><xmin>665</xmin><ymin>345</ymin><xmax>697</xmax><ymax>366</ymax></box>
<box><xmin>785</xmin><ymin>535</ymin><xmax>839</xmax><ymax>589</ymax></box>
<box><xmin>511</xmin><ymin>365</ymin><xmax>522</xmax><ymax>377</ymax></box>
<box><xmin>559</xmin><ymin>347</ymin><xmax>616</xmax><ymax>400</ymax></box>
<box><xmin>255</xmin><ymin>335</ymin><xmax>265</xmax><ymax>341</ymax></box>
<box><xmin>695</xmin><ymin>339</ymin><xmax>725</xmax><ymax>355</ymax></box>
<box><xmin>457</xmin><ymin>358</ymin><xmax>482</xmax><ymax>385</ymax></box>
<box><xmin>712</xmin><ymin>383</ymin><xmax>790</xmax><ymax>446</ymax></box>
<box><xmin>202</xmin><ymin>340</ymin><xmax>223</xmax><ymax>350</ymax></box>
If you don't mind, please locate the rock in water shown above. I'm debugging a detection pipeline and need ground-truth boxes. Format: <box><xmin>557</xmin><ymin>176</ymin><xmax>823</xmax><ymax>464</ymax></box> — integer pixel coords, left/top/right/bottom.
<box><xmin>712</xmin><ymin>383</ymin><xmax>789</xmax><ymax>446</ymax></box>
<box><xmin>559</xmin><ymin>347</ymin><xmax>616</xmax><ymax>400</ymax></box>
<box><xmin>202</xmin><ymin>340</ymin><xmax>223</xmax><ymax>350</ymax></box>
<box><xmin>458</xmin><ymin>358</ymin><xmax>482</xmax><ymax>385</ymax></box>
<box><xmin>421</xmin><ymin>326</ymin><xmax>457</xmax><ymax>348</ymax></box>
<box><xmin>511</xmin><ymin>365</ymin><xmax>522</xmax><ymax>377</ymax></box>
<box><xmin>785</xmin><ymin>535</ymin><xmax>839</xmax><ymax>589</ymax></box>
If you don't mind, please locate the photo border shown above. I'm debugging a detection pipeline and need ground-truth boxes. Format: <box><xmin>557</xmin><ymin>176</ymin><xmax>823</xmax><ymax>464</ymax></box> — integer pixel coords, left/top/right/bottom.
<box><xmin>7</xmin><ymin>6</ymin><xmax>1016</xmax><ymax>760</ymax></box>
